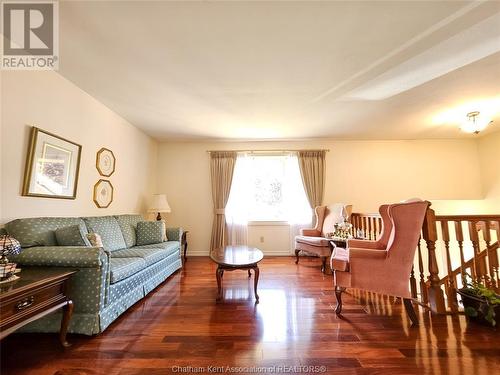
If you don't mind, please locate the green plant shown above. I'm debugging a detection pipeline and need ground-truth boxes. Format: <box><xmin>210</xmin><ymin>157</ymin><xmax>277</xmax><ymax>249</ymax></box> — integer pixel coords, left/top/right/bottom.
<box><xmin>460</xmin><ymin>274</ymin><xmax>500</xmax><ymax>327</ymax></box>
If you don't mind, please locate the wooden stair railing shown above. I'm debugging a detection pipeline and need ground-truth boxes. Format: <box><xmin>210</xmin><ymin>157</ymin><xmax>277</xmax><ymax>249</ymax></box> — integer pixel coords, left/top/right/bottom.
<box><xmin>350</xmin><ymin>204</ymin><xmax>500</xmax><ymax>314</ymax></box>
<box><xmin>436</xmin><ymin>241</ymin><xmax>499</xmax><ymax>286</ymax></box>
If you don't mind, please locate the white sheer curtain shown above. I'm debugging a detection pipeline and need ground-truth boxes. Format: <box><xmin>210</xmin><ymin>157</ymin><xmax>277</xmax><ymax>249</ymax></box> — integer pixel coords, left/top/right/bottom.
<box><xmin>284</xmin><ymin>154</ymin><xmax>313</xmax><ymax>252</ymax></box>
<box><xmin>225</xmin><ymin>153</ymin><xmax>312</xmax><ymax>250</ymax></box>
<box><xmin>226</xmin><ymin>155</ymin><xmax>251</xmax><ymax>245</ymax></box>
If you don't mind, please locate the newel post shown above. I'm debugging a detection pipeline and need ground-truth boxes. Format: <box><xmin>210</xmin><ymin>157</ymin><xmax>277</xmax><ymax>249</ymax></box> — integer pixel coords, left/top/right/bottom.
<box><xmin>421</xmin><ymin>203</ymin><xmax>446</xmax><ymax>314</ymax></box>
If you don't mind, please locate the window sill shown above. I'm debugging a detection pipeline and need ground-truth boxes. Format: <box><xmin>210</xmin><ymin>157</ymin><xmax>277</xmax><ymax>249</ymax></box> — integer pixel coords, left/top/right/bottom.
<box><xmin>247</xmin><ymin>221</ymin><xmax>290</xmax><ymax>226</ymax></box>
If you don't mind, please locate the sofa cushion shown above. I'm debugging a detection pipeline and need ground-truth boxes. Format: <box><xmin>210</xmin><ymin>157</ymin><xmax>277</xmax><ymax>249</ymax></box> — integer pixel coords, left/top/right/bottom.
<box><xmin>136</xmin><ymin>221</ymin><xmax>165</xmax><ymax>246</ymax></box>
<box><xmin>83</xmin><ymin>216</ymin><xmax>127</xmax><ymax>252</ymax></box>
<box><xmin>111</xmin><ymin>245</ymin><xmax>178</xmax><ymax>267</ymax></box>
<box><xmin>5</xmin><ymin>217</ymin><xmax>87</xmax><ymax>248</ymax></box>
<box><xmin>109</xmin><ymin>257</ymin><xmax>146</xmax><ymax>284</ymax></box>
<box><xmin>114</xmin><ymin>214</ymin><xmax>143</xmax><ymax>248</ymax></box>
<box><xmin>295</xmin><ymin>235</ymin><xmax>331</xmax><ymax>247</ymax></box>
<box><xmin>133</xmin><ymin>241</ymin><xmax>180</xmax><ymax>252</ymax></box>
<box><xmin>55</xmin><ymin>225</ymin><xmax>91</xmax><ymax>247</ymax></box>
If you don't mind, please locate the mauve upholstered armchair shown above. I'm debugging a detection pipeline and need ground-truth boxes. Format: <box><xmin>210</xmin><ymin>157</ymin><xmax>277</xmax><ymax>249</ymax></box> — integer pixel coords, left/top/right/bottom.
<box><xmin>295</xmin><ymin>203</ymin><xmax>352</xmax><ymax>273</ymax></box>
<box><xmin>330</xmin><ymin>200</ymin><xmax>429</xmax><ymax>325</ymax></box>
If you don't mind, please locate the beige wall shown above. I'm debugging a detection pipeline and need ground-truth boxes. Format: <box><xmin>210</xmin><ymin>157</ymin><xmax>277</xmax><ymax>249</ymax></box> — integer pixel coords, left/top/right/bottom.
<box><xmin>1</xmin><ymin>71</ymin><xmax>157</xmax><ymax>224</ymax></box>
<box><xmin>157</xmin><ymin>139</ymin><xmax>485</xmax><ymax>255</ymax></box>
<box><xmin>478</xmin><ymin>130</ymin><xmax>500</xmax><ymax>212</ymax></box>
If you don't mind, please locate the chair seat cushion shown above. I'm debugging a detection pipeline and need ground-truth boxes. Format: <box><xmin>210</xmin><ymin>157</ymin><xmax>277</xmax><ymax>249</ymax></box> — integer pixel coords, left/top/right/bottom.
<box><xmin>110</xmin><ymin>257</ymin><xmax>146</xmax><ymax>284</ymax></box>
<box><xmin>295</xmin><ymin>235</ymin><xmax>331</xmax><ymax>247</ymax></box>
<box><xmin>330</xmin><ymin>247</ymin><xmax>349</xmax><ymax>272</ymax></box>
<box><xmin>111</xmin><ymin>244</ymin><xmax>178</xmax><ymax>267</ymax></box>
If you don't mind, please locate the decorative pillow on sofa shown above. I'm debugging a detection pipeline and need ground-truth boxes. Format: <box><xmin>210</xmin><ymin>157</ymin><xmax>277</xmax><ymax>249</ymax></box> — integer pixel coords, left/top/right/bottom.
<box><xmin>136</xmin><ymin>221</ymin><xmax>167</xmax><ymax>246</ymax></box>
<box><xmin>87</xmin><ymin>232</ymin><xmax>104</xmax><ymax>248</ymax></box>
<box><xmin>55</xmin><ymin>225</ymin><xmax>91</xmax><ymax>247</ymax></box>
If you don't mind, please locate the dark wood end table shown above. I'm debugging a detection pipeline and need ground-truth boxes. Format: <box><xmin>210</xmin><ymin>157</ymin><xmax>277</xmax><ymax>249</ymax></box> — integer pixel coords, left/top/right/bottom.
<box><xmin>181</xmin><ymin>230</ymin><xmax>189</xmax><ymax>261</ymax></box>
<box><xmin>210</xmin><ymin>245</ymin><xmax>264</xmax><ymax>302</ymax></box>
<box><xmin>0</xmin><ymin>267</ymin><xmax>77</xmax><ymax>347</ymax></box>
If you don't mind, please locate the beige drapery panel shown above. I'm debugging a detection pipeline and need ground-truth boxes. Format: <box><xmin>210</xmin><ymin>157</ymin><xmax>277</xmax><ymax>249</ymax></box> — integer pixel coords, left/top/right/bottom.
<box><xmin>209</xmin><ymin>151</ymin><xmax>237</xmax><ymax>251</ymax></box>
<box><xmin>297</xmin><ymin>150</ymin><xmax>326</xmax><ymax>209</ymax></box>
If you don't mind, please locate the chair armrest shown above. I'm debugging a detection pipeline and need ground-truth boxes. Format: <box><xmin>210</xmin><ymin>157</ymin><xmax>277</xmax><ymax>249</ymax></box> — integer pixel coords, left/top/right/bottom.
<box><xmin>10</xmin><ymin>246</ymin><xmax>110</xmax><ymax>268</ymax></box>
<box><xmin>349</xmin><ymin>247</ymin><xmax>387</xmax><ymax>259</ymax></box>
<box><xmin>347</xmin><ymin>239</ymin><xmax>382</xmax><ymax>249</ymax></box>
<box><xmin>166</xmin><ymin>227</ymin><xmax>183</xmax><ymax>242</ymax></box>
<box><xmin>300</xmin><ymin>228</ymin><xmax>321</xmax><ymax>237</ymax></box>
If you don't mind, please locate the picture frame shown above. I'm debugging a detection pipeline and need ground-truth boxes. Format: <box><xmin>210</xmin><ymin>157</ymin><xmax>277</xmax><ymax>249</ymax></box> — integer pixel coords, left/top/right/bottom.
<box><xmin>22</xmin><ymin>127</ymin><xmax>82</xmax><ymax>199</ymax></box>
<box><xmin>96</xmin><ymin>148</ymin><xmax>116</xmax><ymax>177</ymax></box>
<box><xmin>93</xmin><ymin>179</ymin><xmax>114</xmax><ymax>208</ymax></box>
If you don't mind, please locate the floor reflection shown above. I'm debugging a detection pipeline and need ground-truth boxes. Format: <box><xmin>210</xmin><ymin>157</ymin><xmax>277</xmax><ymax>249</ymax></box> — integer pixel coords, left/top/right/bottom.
<box><xmin>1</xmin><ymin>257</ymin><xmax>499</xmax><ymax>375</ymax></box>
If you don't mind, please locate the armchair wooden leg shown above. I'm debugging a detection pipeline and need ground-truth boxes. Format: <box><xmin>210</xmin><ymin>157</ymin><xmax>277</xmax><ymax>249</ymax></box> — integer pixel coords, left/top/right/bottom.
<box><xmin>295</xmin><ymin>249</ymin><xmax>300</xmax><ymax>264</ymax></box>
<box><xmin>403</xmin><ymin>298</ymin><xmax>419</xmax><ymax>326</ymax></box>
<box><xmin>321</xmin><ymin>257</ymin><xmax>327</xmax><ymax>273</ymax></box>
<box><xmin>334</xmin><ymin>285</ymin><xmax>345</xmax><ymax>315</ymax></box>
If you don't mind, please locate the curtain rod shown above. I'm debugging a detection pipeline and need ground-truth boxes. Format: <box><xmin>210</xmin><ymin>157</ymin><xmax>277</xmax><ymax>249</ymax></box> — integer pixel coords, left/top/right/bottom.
<box><xmin>207</xmin><ymin>149</ymin><xmax>330</xmax><ymax>153</ymax></box>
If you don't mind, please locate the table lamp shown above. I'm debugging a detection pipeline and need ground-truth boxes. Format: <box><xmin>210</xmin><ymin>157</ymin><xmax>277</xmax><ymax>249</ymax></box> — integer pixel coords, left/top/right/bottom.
<box><xmin>148</xmin><ymin>194</ymin><xmax>171</xmax><ymax>221</ymax></box>
<box><xmin>0</xmin><ymin>235</ymin><xmax>22</xmax><ymax>282</ymax></box>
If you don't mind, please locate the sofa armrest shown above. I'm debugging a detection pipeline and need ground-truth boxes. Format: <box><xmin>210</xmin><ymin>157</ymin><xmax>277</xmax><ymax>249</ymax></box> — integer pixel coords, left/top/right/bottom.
<box><xmin>347</xmin><ymin>239</ymin><xmax>382</xmax><ymax>249</ymax></box>
<box><xmin>10</xmin><ymin>246</ymin><xmax>111</xmax><ymax>316</ymax></box>
<box><xmin>300</xmin><ymin>228</ymin><xmax>321</xmax><ymax>237</ymax></box>
<box><xmin>166</xmin><ymin>227</ymin><xmax>183</xmax><ymax>242</ymax></box>
<box><xmin>10</xmin><ymin>246</ymin><xmax>110</xmax><ymax>268</ymax></box>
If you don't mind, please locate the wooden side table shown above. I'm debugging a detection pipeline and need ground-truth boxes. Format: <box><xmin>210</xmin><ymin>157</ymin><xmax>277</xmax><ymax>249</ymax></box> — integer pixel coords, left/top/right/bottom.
<box><xmin>0</xmin><ymin>268</ymin><xmax>77</xmax><ymax>347</ymax></box>
<box><xmin>181</xmin><ymin>230</ymin><xmax>189</xmax><ymax>261</ymax></box>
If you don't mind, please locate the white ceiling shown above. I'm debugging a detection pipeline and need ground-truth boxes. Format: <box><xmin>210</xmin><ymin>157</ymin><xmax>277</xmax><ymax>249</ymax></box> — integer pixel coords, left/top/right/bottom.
<box><xmin>58</xmin><ymin>1</ymin><xmax>500</xmax><ymax>140</ymax></box>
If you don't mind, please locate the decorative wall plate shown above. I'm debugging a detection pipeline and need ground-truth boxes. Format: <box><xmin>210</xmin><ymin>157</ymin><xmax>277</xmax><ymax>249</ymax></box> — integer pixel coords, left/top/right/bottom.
<box><xmin>93</xmin><ymin>179</ymin><xmax>114</xmax><ymax>208</ymax></box>
<box><xmin>96</xmin><ymin>148</ymin><xmax>116</xmax><ymax>177</ymax></box>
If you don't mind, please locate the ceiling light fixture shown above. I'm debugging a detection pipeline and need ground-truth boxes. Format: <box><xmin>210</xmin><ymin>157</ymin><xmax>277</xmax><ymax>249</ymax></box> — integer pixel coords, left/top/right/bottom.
<box><xmin>461</xmin><ymin>111</ymin><xmax>492</xmax><ymax>134</ymax></box>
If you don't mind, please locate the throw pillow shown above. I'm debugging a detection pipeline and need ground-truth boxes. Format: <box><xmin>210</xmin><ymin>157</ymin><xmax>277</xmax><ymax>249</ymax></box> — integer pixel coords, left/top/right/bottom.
<box><xmin>55</xmin><ymin>225</ymin><xmax>91</xmax><ymax>247</ymax></box>
<box><xmin>136</xmin><ymin>221</ymin><xmax>166</xmax><ymax>246</ymax></box>
<box><xmin>87</xmin><ymin>232</ymin><xmax>104</xmax><ymax>248</ymax></box>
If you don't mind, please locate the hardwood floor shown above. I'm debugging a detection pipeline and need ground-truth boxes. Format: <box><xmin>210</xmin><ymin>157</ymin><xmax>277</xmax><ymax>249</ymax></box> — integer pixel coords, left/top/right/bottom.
<box><xmin>1</xmin><ymin>256</ymin><xmax>498</xmax><ymax>375</ymax></box>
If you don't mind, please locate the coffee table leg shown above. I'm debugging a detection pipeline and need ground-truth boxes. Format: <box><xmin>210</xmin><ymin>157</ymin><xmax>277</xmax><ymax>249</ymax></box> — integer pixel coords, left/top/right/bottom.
<box><xmin>253</xmin><ymin>266</ymin><xmax>260</xmax><ymax>302</ymax></box>
<box><xmin>216</xmin><ymin>267</ymin><xmax>223</xmax><ymax>301</ymax></box>
<box><xmin>59</xmin><ymin>300</ymin><xmax>73</xmax><ymax>347</ymax></box>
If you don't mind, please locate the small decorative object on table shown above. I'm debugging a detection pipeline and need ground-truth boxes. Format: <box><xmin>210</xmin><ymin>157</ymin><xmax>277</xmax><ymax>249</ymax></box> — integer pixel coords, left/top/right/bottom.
<box><xmin>148</xmin><ymin>194</ymin><xmax>171</xmax><ymax>221</ymax></box>
<box><xmin>332</xmin><ymin>221</ymin><xmax>353</xmax><ymax>240</ymax></box>
<box><xmin>0</xmin><ymin>235</ymin><xmax>22</xmax><ymax>283</ymax></box>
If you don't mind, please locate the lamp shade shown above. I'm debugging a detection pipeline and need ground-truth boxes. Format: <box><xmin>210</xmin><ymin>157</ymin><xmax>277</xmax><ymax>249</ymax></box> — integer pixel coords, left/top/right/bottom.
<box><xmin>0</xmin><ymin>235</ymin><xmax>22</xmax><ymax>257</ymax></box>
<box><xmin>148</xmin><ymin>194</ymin><xmax>171</xmax><ymax>213</ymax></box>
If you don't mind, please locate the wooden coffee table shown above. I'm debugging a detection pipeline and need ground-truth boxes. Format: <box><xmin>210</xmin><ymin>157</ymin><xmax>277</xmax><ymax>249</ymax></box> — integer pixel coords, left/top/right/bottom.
<box><xmin>210</xmin><ymin>245</ymin><xmax>264</xmax><ymax>302</ymax></box>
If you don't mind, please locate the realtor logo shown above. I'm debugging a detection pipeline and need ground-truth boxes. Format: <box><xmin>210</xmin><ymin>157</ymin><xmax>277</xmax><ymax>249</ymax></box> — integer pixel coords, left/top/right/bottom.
<box><xmin>1</xmin><ymin>1</ymin><xmax>59</xmax><ymax>70</ymax></box>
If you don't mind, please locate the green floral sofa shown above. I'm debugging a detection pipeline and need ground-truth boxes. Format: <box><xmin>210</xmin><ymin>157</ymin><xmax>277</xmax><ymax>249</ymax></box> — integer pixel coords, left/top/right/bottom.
<box><xmin>5</xmin><ymin>214</ymin><xmax>183</xmax><ymax>335</ymax></box>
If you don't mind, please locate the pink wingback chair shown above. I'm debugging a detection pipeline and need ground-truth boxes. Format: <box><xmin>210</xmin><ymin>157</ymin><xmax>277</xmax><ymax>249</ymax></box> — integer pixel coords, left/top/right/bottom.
<box><xmin>330</xmin><ymin>200</ymin><xmax>429</xmax><ymax>325</ymax></box>
<box><xmin>295</xmin><ymin>203</ymin><xmax>352</xmax><ymax>273</ymax></box>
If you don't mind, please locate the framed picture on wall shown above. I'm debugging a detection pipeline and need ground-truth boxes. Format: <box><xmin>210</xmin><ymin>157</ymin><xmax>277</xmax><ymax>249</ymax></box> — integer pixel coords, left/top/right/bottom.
<box><xmin>22</xmin><ymin>126</ymin><xmax>82</xmax><ymax>199</ymax></box>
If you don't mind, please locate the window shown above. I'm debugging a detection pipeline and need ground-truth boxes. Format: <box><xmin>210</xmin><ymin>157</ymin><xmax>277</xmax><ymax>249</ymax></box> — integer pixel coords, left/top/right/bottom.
<box><xmin>226</xmin><ymin>154</ymin><xmax>311</xmax><ymax>223</ymax></box>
